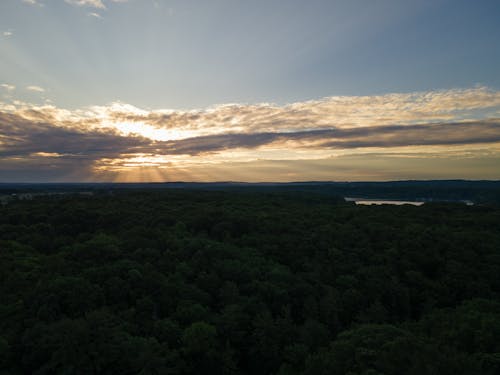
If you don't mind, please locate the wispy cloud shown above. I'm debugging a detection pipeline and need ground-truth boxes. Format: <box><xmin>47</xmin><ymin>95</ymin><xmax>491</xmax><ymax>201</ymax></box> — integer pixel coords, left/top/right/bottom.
<box><xmin>21</xmin><ymin>0</ymin><xmax>44</xmax><ymax>6</ymax></box>
<box><xmin>1</xmin><ymin>87</ymin><xmax>499</xmax><ymax>181</ymax></box>
<box><xmin>88</xmin><ymin>12</ymin><xmax>103</xmax><ymax>19</ymax></box>
<box><xmin>2</xmin><ymin>31</ymin><xmax>13</xmax><ymax>37</ymax></box>
<box><xmin>63</xmin><ymin>0</ymin><xmax>130</xmax><ymax>18</ymax></box>
<box><xmin>26</xmin><ymin>85</ymin><xmax>45</xmax><ymax>93</ymax></box>
<box><xmin>64</xmin><ymin>0</ymin><xmax>106</xmax><ymax>9</ymax></box>
<box><xmin>1</xmin><ymin>84</ymin><xmax>16</xmax><ymax>92</ymax></box>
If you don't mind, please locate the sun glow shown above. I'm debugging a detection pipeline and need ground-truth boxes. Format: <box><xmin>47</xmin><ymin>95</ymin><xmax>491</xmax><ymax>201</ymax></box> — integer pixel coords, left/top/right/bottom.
<box><xmin>113</xmin><ymin>121</ymin><xmax>197</xmax><ymax>141</ymax></box>
<box><xmin>94</xmin><ymin>154</ymin><xmax>169</xmax><ymax>170</ymax></box>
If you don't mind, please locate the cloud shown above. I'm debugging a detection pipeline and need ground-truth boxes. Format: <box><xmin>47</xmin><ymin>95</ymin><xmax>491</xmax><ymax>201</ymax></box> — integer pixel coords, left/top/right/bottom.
<box><xmin>2</xmin><ymin>31</ymin><xmax>13</xmax><ymax>37</ymax></box>
<box><xmin>1</xmin><ymin>105</ymin><xmax>499</xmax><ymax>159</ymax></box>
<box><xmin>0</xmin><ymin>112</ymin><xmax>150</xmax><ymax>159</ymax></box>
<box><xmin>64</xmin><ymin>0</ymin><xmax>105</xmax><ymax>9</ymax></box>
<box><xmin>21</xmin><ymin>0</ymin><xmax>44</xmax><ymax>6</ymax></box>
<box><xmin>102</xmin><ymin>87</ymin><xmax>500</xmax><ymax>136</ymax></box>
<box><xmin>1</xmin><ymin>84</ymin><xmax>15</xmax><ymax>92</ymax></box>
<box><xmin>133</xmin><ymin>119</ymin><xmax>499</xmax><ymax>156</ymax></box>
<box><xmin>5</xmin><ymin>87</ymin><xmax>499</xmax><ymax>140</ymax></box>
<box><xmin>88</xmin><ymin>12</ymin><xmax>103</xmax><ymax>18</ymax></box>
<box><xmin>26</xmin><ymin>85</ymin><xmax>45</xmax><ymax>93</ymax></box>
<box><xmin>1</xmin><ymin>87</ymin><xmax>500</xmax><ymax>181</ymax></box>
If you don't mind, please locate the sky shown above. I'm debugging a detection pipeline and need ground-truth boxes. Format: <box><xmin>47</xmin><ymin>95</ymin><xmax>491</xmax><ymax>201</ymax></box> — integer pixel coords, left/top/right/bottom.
<box><xmin>1</xmin><ymin>0</ymin><xmax>500</xmax><ymax>182</ymax></box>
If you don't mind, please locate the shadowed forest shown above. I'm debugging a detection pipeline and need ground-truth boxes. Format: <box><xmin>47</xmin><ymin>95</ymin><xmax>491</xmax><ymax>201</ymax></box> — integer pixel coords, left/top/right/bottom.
<box><xmin>1</xmin><ymin>189</ymin><xmax>500</xmax><ymax>374</ymax></box>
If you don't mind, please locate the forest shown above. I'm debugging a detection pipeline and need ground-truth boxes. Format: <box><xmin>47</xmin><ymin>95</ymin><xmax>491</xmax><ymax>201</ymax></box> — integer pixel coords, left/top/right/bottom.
<box><xmin>1</xmin><ymin>189</ymin><xmax>499</xmax><ymax>374</ymax></box>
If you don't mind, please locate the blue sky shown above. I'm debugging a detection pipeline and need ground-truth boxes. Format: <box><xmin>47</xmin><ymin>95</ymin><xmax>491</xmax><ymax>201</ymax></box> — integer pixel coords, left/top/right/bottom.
<box><xmin>2</xmin><ymin>0</ymin><xmax>499</xmax><ymax>109</ymax></box>
<box><xmin>1</xmin><ymin>0</ymin><xmax>500</xmax><ymax>182</ymax></box>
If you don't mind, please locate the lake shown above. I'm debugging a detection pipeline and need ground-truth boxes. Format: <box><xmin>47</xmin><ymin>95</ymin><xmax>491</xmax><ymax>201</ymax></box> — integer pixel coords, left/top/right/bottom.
<box><xmin>345</xmin><ymin>198</ymin><xmax>474</xmax><ymax>206</ymax></box>
<box><xmin>345</xmin><ymin>198</ymin><xmax>425</xmax><ymax>206</ymax></box>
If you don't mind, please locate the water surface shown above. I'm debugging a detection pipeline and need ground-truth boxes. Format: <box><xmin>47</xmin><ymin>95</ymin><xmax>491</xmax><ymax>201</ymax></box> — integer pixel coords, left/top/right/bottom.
<box><xmin>345</xmin><ymin>198</ymin><xmax>424</xmax><ymax>206</ymax></box>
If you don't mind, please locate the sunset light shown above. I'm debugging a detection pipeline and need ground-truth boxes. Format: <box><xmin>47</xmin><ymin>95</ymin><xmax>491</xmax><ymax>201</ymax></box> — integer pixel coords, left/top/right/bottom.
<box><xmin>1</xmin><ymin>0</ymin><xmax>499</xmax><ymax>182</ymax></box>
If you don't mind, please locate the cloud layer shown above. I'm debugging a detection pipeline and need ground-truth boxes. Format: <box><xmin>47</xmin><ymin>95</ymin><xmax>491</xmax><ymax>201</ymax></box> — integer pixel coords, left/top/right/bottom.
<box><xmin>1</xmin><ymin>87</ymin><xmax>500</xmax><ymax>181</ymax></box>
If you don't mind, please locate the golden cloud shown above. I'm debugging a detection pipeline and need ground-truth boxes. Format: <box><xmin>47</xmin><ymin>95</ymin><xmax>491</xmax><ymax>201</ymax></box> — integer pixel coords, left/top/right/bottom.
<box><xmin>1</xmin><ymin>87</ymin><xmax>500</xmax><ymax>181</ymax></box>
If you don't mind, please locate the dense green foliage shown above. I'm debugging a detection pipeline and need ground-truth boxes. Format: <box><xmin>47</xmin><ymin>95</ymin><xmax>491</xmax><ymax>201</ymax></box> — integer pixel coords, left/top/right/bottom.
<box><xmin>1</xmin><ymin>190</ymin><xmax>499</xmax><ymax>374</ymax></box>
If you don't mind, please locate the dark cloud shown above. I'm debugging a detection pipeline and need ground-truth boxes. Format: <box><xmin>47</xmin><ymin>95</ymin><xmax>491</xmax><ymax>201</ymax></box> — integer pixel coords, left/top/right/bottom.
<box><xmin>154</xmin><ymin>119</ymin><xmax>500</xmax><ymax>155</ymax></box>
<box><xmin>0</xmin><ymin>112</ymin><xmax>150</xmax><ymax>159</ymax></box>
<box><xmin>1</xmin><ymin>108</ymin><xmax>499</xmax><ymax>181</ymax></box>
<box><xmin>316</xmin><ymin>120</ymin><xmax>500</xmax><ymax>149</ymax></box>
<box><xmin>2</xmin><ymin>111</ymin><xmax>500</xmax><ymax>159</ymax></box>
